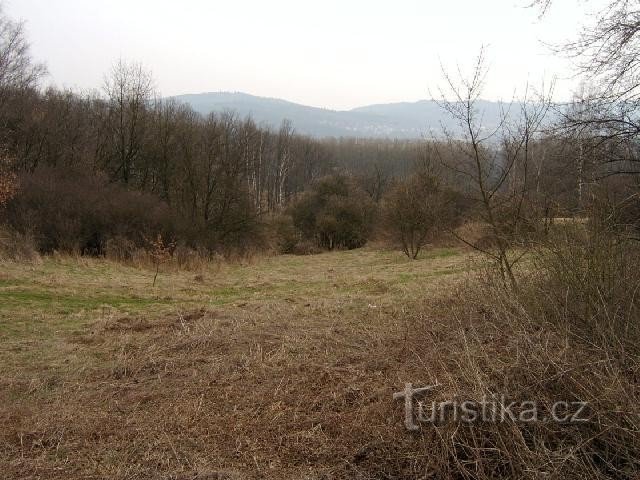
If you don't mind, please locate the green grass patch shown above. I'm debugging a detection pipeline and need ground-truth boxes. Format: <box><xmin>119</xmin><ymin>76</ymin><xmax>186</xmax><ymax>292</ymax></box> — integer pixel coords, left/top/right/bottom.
<box><xmin>0</xmin><ymin>288</ymin><xmax>174</xmax><ymax>313</ymax></box>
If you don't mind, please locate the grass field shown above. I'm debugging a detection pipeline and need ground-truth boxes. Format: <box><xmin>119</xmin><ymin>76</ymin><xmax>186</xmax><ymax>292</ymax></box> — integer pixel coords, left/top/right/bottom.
<box><xmin>0</xmin><ymin>247</ymin><xmax>475</xmax><ymax>479</ymax></box>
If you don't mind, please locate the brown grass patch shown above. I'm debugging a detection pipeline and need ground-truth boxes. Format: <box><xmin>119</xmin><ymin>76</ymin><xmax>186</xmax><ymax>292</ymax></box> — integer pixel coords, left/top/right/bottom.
<box><xmin>1</xmin><ymin>247</ymin><xmax>635</xmax><ymax>479</ymax></box>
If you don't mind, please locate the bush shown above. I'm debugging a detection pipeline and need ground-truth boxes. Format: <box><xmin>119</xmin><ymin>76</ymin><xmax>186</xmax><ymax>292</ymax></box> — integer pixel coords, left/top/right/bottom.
<box><xmin>390</xmin><ymin>201</ymin><xmax>640</xmax><ymax>478</ymax></box>
<box><xmin>3</xmin><ymin>167</ymin><xmax>178</xmax><ymax>254</ymax></box>
<box><xmin>381</xmin><ymin>172</ymin><xmax>462</xmax><ymax>258</ymax></box>
<box><xmin>266</xmin><ymin>213</ymin><xmax>300</xmax><ymax>254</ymax></box>
<box><xmin>398</xmin><ymin>215</ymin><xmax>640</xmax><ymax>478</ymax></box>
<box><xmin>0</xmin><ymin>226</ymin><xmax>39</xmax><ymax>262</ymax></box>
<box><xmin>189</xmin><ymin>183</ymin><xmax>263</xmax><ymax>256</ymax></box>
<box><xmin>525</xmin><ymin>219</ymin><xmax>640</xmax><ymax>359</ymax></box>
<box><xmin>288</xmin><ymin>175</ymin><xmax>376</xmax><ymax>251</ymax></box>
<box><xmin>403</xmin><ymin>284</ymin><xmax>640</xmax><ymax>479</ymax></box>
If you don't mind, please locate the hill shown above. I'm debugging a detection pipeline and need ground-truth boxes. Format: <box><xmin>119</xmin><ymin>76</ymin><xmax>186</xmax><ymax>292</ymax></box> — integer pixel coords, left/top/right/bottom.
<box><xmin>171</xmin><ymin>91</ymin><xmax>506</xmax><ymax>138</ymax></box>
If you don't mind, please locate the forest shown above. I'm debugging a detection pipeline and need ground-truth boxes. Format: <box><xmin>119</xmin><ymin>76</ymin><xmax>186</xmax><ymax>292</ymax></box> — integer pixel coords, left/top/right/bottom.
<box><xmin>0</xmin><ymin>21</ymin><xmax>618</xmax><ymax>264</ymax></box>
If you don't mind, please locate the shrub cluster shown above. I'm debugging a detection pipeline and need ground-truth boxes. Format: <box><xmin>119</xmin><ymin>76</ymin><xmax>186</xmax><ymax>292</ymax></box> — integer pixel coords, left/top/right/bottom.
<box><xmin>287</xmin><ymin>175</ymin><xmax>376</xmax><ymax>251</ymax></box>
<box><xmin>381</xmin><ymin>172</ymin><xmax>465</xmax><ymax>258</ymax></box>
<box><xmin>3</xmin><ymin>167</ymin><xmax>178</xmax><ymax>254</ymax></box>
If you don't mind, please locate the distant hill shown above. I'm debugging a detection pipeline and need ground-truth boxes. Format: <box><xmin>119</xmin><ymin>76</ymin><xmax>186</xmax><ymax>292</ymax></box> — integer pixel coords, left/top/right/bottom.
<box><xmin>170</xmin><ymin>92</ymin><xmax>507</xmax><ymax>139</ymax></box>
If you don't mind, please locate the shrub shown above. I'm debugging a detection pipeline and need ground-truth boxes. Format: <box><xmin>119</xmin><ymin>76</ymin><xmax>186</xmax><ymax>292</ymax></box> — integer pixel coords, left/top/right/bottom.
<box><xmin>403</xmin><ymin>284</ymin><xmax>640</xmax><ymax>479</ymax></box>
<box><xmin>266</xmin><ymin>213</ymin><xmax>300</xmax><ymax>254</ymax></box>
<box><xmin>288</xmin><ymin>175</ymin><xmax>376</xmax><ymax>251</ymax></box>
<box><xmin>0</xmin><ymin>168</ymin><xmax>17</xmax><ymax>209</ymax></box>
<box><xmin>0</xmin><ymin>226</ymin><xmax>39</xmax><ymax>262</ymax></box>
<box><xmin>3</xmin><ymin>167</ymin><xmax>178</xmax><ymax>254</ymax></box>
<box><xmin>391</xmin><ymin>200</ymin><xmax>639</xmax><ymax>478</ymax></box>
<box><xmin>525</xmin><ymin>219</ymin><xmax>640</xmax><ymax>359</ymax></box>
<box><xmin>381</xmin><ymin>172</ymin><xmax>461</xmax><ymax>259</ymax></box>
<box><xmin>399</xmin><ymin>214</ymin><xmax>640</xmax><ymax>478</ymax></box>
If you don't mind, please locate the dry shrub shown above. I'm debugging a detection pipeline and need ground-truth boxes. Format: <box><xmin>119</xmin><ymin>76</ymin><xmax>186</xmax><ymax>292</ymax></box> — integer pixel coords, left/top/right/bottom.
<box><xmin>454</xmin><ymin>221</ymin><xmax>494</xmax><ymax>250</ymax></box>
<box><xmin>145</xmin><ymin>233</ymin><xmax>176</xmax><ymax>286</ymax></box>
<box><xmin>290</xmin><ymin>239</ymin><xmax>324</xmax><ymax>255</ymax></box>
<box><xmin>0</xmin><ymin>226</ymin><xmax>39</xmax><ymax>262</ymax></box>
<box><xmin>5</xmin><ymin>167</ymin><xmax>178</xmax><ymax>254</ymax></box>
<box><xmin>265</xmin><ymin>213</ymin><xmax>300</xmax><ymax>254</ymax></box>
<box><xmin>525</xmin><ymin>221</ymin><xmax>640</xmax><ymax>360</ymax></box>
<box><xmin>390</xmin><ymin>215</ymin><xmax>640</xmax><ymax>478</ymax></box>
<box><xmin>104</xmin><ymin>235</ymin><xmax>137</xmax><ymax>262</ymax></box>
<box><xmin>398</xmin><ymin>278</ymin><xmax>640</xmax><ymax>479</ymax></box>
<box><xmin>173</xmin><ymin>244</ymin><xmax>210</xmax><ymax>271</ymax></box>
<box><xmin>381</xmin><ymin>173</ymin><xmax>462</xmax><ymax>259</ymax></box>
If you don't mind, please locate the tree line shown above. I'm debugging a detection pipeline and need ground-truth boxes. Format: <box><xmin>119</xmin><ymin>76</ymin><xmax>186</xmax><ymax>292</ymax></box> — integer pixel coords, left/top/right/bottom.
<box><xmin>0</xmin><ymin>3</ymin><xmax>629</xmax><ymax>262</ymax></box>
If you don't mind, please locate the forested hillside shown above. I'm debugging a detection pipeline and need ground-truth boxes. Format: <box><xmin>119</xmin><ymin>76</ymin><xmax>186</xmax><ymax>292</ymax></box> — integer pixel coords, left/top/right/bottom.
<box><xmin>171</xmin><ymin>91</ymin><xmax>507</xmax><ymax>138</ymax></box>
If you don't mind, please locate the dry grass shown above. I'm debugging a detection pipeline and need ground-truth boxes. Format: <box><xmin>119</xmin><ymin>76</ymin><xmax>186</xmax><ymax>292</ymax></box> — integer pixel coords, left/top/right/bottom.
<box><xmin>0</xmin><ymin>247</ymin><xmax>476</xmax><ymax>479</ymax></box>
<box><xmin>2</xmin><ymin>243</ymin><xmax>637</xmax><ymax>479</ymax></box>
<box><xmin>402</xmin><ymin>281</ymin><xmax>640</xmax><ymax>479</ymax></box>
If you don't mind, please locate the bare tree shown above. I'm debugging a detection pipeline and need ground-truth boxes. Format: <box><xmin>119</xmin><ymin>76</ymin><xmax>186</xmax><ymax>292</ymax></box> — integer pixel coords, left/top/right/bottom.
<box><xmin>361</xmin><ymin>163</ymin><xmax>390</xmax><ymax>203</ymax></box>
<box><xmin>102</xmin><ymin>59</ymin><xmax>154</xmax><ymax>184</ymax></box>
<box><xmin>543</xmin><ymin>0</ymin><xmax>640</xmax><ymax>98</ymax></box>
<box><xmin>274</xmin><ymin>119</ymin><xmax>293</xmax><ymax>209</ymax></box>
<box><xmin>0</xmin><ymin>5</ymin><xmax>46</xmax><ymax>164</ymax></box>
<box><xmin>382</xmin><ymin>172</ymin><xmax>453</xmax><ymax>259</ymax></box>
<box><xmin>533</xmin><ymin>0</ymin><xmax>640</xmax><ymax>175</ymax></box>
<box><xmin>146</xmin><ymin>98</ymin><xmax>183</xmax><ymax>201</ymax></box>
<box><xmin>437</xmin><ymin>50</ymin><xmax>552</xmax><ymax>289</ymax></box>
<box><xmin>0</xmin><ymin>5</ymin><xmax>46</xmax><ymax>95</ymax></box>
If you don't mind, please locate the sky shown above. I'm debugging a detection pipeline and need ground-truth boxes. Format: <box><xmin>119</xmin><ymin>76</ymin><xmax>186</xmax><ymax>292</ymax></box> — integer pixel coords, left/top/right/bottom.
<box><xmin>5</xmin><ymin>0</ymin><xmax>605</xmax><ymax>110</ymax></box>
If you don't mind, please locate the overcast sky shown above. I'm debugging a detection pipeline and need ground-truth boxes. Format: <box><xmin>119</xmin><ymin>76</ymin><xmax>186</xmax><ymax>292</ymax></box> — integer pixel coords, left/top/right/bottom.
<box><xmin>5</xmin><ymin>0</ymin><xmax>603</xmax><ymax>110</ymax></box>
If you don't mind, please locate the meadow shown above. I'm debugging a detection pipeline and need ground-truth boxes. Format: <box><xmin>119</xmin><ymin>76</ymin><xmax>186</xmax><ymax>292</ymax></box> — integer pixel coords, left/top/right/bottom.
<box><xmin>1</xmin><ymin>247</ymin><xmax>475</xmax><ymax>479</ymax></box>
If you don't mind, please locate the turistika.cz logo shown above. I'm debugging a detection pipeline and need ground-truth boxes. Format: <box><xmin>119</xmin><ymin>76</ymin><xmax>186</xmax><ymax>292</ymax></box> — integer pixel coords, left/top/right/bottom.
<box><xmin>393</xmin><ymin>383</ymin><xmax>589</xmax><ymax>431</ymax></box>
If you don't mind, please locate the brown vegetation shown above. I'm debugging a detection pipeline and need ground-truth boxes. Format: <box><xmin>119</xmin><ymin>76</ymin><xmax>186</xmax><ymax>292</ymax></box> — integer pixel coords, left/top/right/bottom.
<box><xmin>288</xmin><ymin>175</ymin><xmax>376</xmax><ymax>251</ymax></box>
<box><xmin>382</xmin><ymin>172</ymin><xmax>462</xmax><ymax>259</ymax></box>
<box><xmin>1</xmin><ymin>243</ymin><xmax>638</xmax><ymax>479</ymax></box>
<box><xmin>0</xmin><ymin>165</ymin><xmax>16</xmax><ymax>208</ymax></box>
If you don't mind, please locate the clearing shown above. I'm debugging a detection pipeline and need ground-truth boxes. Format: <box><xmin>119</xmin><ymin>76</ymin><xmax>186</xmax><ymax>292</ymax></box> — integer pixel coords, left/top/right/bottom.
<box><xmin>0</xmin><ymin>247</ymin><xmax>473</xmax><ymax>479</ymax></box>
